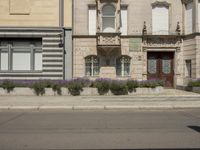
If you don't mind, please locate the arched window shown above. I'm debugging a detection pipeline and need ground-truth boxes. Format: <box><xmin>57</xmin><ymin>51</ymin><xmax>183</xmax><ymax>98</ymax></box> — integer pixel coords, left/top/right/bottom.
<box><xmin>85</xmin><ymin>55</ymin><xmax>100</xmax><ymax>76</ymax></box>
<box><xmin>116</xmin><ymin>56</ymin><xmax>131</xmax><ymax>76</ymax></box>
<box><xmin>102</xmin><ymin>4</ymin><xmax>116</xmax><ymax>32</ymax></box>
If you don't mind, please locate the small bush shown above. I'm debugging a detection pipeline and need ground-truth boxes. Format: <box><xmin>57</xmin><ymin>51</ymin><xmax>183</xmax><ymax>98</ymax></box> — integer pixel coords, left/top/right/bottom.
<box><xmin>42</xmin><ymin>80</ymin><xmax>53</xmax><ymax>88</ymax></box>
<box><xmin>139</xmin><ymin>79</ymin><xmax>164</xmax><ymax>88</ymax></box>
<box><xmin>127</xmin><ymin>80</ymin><xmax>138</xmax><ymax>93</ymax></box>
<box><xmin>67</xmin><ymin>80</ymin><xmax>83</xmax><ymax>96</ymax></box>
<box><xmin>52</xmin><ymin>83</ymin><xmax>62</xmax><ymax>95</ymax></box>
<box><xmin>110</xmin><ymin>80</ymin><xmax>128</xmax><ymax>95</ymax></box>
<box><xmin>1</xmin><ymin>80</ymin><xmax>15</xmax><ymax>93</ymax></box>
<box><xmin>188</xmin><ymin>79</ymin><xmax>200</xmax><ymax>87</ymax></box>
<box><xmin>31</xmin><ymin>81</ymin><xmax>46</xmax><ymax>96</ymax></box>
<box><xmin>94</xmin><ymin>78</ymin><xmax>111</xmax><ymax>95</ymax></box>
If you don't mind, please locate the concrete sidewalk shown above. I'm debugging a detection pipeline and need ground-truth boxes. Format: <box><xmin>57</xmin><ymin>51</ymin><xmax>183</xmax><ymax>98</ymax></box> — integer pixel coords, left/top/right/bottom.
<box><xmin>0</xmin><ymin>89</ymin><xmax>200</xmax><ymax>110</ymax></box>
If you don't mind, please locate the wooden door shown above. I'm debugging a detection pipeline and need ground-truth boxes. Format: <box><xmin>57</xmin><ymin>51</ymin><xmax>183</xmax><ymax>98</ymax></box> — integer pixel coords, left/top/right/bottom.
<box><xmin>147</xmin><ymin>52</ymin><xmax>174</xmax><ymax>87</ymax></box>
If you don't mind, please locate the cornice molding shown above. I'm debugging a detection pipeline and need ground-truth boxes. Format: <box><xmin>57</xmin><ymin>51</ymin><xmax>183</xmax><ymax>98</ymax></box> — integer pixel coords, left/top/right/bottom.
<box><xmin>181</xmin><ymin>0</ymin><xmax>193</xmax><ymax>4</ymax></box>
<box><xmin>151</xmin><ymin>1</ymin><xmax>171</xmax><ymax>8</ymax></box>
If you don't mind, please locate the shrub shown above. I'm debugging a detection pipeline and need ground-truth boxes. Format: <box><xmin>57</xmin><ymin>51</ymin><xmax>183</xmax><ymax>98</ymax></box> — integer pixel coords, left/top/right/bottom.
<box><xmin>52</xmin><ymin>83</ymin><xmax>62</xmax><ymax>95</ymax></box>
<box><xmin>41</xmin><ymin>80</ymin><xmax>53</xmax><ymax>88</ymax></box>
<box><xmin>188</xmin><ymin>79</ymin><xmax>200</xmax><ymax>87</ymax></box>
<box><xmin>126</xmin><ymin>80</ymin><xmax>138</xmax><ymax>93</ymax></box>
<box><xmin>67</xmin><ymin>79</ymin><xmax>83</xmax><ymax>96</ymax></box>
<box><xmin>31</xmin><ymin>81</ymin><xmax>46</xmax><ymax>96</ymax></box>
<box><xmin>139</xmin><ymin>79</ymin><xmax>164</xmax><ymax>88</ymax></box>
<box><xmin>1</xmin><ymin>80</ymin><xmax>15</xmax><ymax>93</ymax></box>
<box><xmin>94</xmin><ymin>78</ymin><xmax>111</xmax><ymax>95</ymax></box>
<box><xmin>73</xmin><ymin>78</ymin><xmax>92</xmax><ymax>87</ymax></box>
<box><xmin>110</xmin><ymin>80</ymin><xmax>128</xmax><ymax>95</ymax></box>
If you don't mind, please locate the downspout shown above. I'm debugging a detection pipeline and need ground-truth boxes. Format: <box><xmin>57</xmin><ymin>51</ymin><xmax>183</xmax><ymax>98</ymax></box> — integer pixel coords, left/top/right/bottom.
<box><xmin>59</xmin><ymin>0</ymin><xmax>65</xmax><ymax>80</ymax></box>
<box><xmin>72</xmin><ymin>0</ymin><xmax>74</xmax><ymax>78</ymax></box>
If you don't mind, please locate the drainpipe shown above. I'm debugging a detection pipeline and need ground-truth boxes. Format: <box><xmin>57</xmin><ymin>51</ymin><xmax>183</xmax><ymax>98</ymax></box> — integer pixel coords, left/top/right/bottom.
<box><xmin>59</xmin><ymin>0</ymin><xmax>65</xmax><ymax>80</ymax></box>
<box><xmin>59</xmin><ymin>0</ymin><xmax>64</xmax><ymax>27</ymax></box>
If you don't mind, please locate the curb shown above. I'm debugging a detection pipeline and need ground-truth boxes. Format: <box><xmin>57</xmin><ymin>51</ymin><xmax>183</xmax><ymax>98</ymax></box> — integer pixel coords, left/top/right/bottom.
<box><xmin>1</xmin><ymin>105</ymin><xmax>200</xmax><ymax>110</ymax></box>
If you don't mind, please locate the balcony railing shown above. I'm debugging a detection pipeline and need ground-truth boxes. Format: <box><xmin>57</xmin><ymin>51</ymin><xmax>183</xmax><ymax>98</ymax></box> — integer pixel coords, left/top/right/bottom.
<box><xmin>97</xmin><ymin>32</ymin><xmax>121</xmax><ymax>47</ymax></box>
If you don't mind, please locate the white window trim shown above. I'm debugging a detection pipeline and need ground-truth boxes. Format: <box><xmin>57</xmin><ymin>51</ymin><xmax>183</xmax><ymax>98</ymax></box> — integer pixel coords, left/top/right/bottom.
<box><xmin>117</xmin><ymin>56</ymin><xmax>131</xmax><ymax>77</ymax></box>
<box><xmin>85</xmin><ymin>56</ymin><xmax>99</xmax><ymax>77</ymax></box>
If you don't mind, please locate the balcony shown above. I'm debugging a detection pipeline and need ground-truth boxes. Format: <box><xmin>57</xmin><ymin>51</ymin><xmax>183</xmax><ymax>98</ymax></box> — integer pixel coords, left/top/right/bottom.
<box><xmin>97</xmin><ymin>32</ymin><xmax>121</xmax><ymax>47</ymax></box>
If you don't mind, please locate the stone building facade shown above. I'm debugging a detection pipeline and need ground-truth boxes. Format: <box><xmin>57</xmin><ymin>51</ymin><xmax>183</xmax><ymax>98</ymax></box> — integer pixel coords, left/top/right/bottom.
<box><xmin>73</xmin><ymin>0</ymin><xmax>200</xmax><ymax>87</ymax></box>
<box><xmin>0</xmin><ymin>0</ymin><xmax>72</xmax><ymax>80</ymax></box>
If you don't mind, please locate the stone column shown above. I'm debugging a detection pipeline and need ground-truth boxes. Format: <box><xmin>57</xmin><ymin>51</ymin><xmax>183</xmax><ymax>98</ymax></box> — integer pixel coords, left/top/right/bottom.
<box><xmin>194</xmin><ymin>0</ymin><xmax>199</xmax><ymax>32</ymax></box>
<box><xmin>182</xmin><ymin>1</ymin><xmax>186</xmax><ymax>34</ymax></box>
<box><xmin>96</xmin><ymin>0</ymin><xmax>101</xmax><ymax>32</ymax></box>
<box><xmin>116</xmin><ymin>0</ymin><xmax>121</xmax><ymax>33</ymax></box>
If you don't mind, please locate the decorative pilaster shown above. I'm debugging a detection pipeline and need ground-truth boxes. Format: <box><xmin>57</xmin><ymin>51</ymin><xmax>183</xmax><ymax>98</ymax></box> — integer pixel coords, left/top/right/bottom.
<box><xmin>116</xmin><ymin>0</ymin><xmax>121</xmax><ymax>32</ymax></box>
<box><xmin>194</xmin><ymin>0</ymin><xmax>199</xmax><ymax>32</ymax></box>
<box><xmin>96</xmin><ymin>0</ymin><xmax>101</xmax><ymax>32</ymax></box>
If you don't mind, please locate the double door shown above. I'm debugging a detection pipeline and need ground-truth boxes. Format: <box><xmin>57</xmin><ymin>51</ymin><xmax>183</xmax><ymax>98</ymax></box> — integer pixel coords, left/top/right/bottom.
<box><xmin>147</xmin><ymin>52</ymin><xmax>174</xmax><ymax>87</ymax></box>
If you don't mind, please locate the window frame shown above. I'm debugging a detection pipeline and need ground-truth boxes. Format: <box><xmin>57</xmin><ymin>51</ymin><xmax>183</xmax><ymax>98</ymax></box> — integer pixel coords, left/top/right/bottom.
<box><xmin>185</xmin><ymin>59</ymin><xmax>192</xmax><ymax>78</ymax></box>
<box><xmin>0</xmin><ymin>38</ymin><xmax>42</xmax><ymax>72</ymax></box>
<box><xmin>185</xmin><ymin>1</ymin><xmax>194</xmax><ymax>34</ymax></box>
<box><xmin>102</xmin><ymin>4</ymin><xmax>116</xmax><ymax>33</ymax></box>
<box><xmin>116</xmin><ymin>56</ymin><xmax>131</xmax><ymax>77</ymax></box>
<box><xmin>151</xmin><ymin>1</ymin><xmax>171</xmax><ymax>35</ymax></box>
<box><xmin>85</xmin><ymin>55</ymin><xmax>100</xmax><ymax>77</ymax></box>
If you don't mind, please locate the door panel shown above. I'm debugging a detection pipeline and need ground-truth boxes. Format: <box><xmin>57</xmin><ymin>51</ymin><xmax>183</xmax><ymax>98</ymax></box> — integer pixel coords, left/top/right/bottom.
<box><xmin>147</xmin><ymin>52</ymin><xmax>174</xmax><ymax>87</ymax></box>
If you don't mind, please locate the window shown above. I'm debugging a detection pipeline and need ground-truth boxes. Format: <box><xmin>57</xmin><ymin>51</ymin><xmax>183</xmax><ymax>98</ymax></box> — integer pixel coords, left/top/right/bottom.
<box><xmin>185</xmin><ymin>2</ymin><xmax>193</xmax><ymax>34</ymax></box>
<box><xmin>185</xmin><ymin>60</ymin><xmax>192</xmax><ymax>78</ymax></box>
<box><xmin>120</xmin><ymin>6</ymin><xmax>128</xmax><ymax>35</ymax></box>
<box><xmin>88</xmin><ymin>6</ymin><xmax>96</xmax><ymax>35</ymax></box>
<box><xmin>116</xmin><ymin>56</ymin><xmax>131</xmax><ymax>76</ymax></box>
<box><xmin>152</xmin><ymin>6</ymin><xmax>169</xmax><ymax>35</ymax></box>
<box><xmin>102</xmin><ymin>4</ymin><xmax>116</xmax><ymax>32</ymax></box>
<box><xmin>85</xmin><ymin>55</ymin><xmax>99</xmax><ymax>76</ymax></box>
<box><xmin>0</xmin><ymin>39</ymin><xmax>42</xmax><ymax>71</ymax></box>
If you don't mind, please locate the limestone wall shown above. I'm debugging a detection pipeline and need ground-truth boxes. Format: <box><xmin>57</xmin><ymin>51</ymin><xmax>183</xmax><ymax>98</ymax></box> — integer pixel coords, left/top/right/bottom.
<box><xmin>183</xmin><ymin>37</ymin><xmax>197</xmax><ymax>78</ymax></box>
<box><xmin>0</xmin><ymin>0</ymin><xmax>72</xmax><ymax>28</ymax></box>
<box><xmin>73</xmin><ymin>0</ymin><xmax>183</xmax><ymax>35</ymax></box>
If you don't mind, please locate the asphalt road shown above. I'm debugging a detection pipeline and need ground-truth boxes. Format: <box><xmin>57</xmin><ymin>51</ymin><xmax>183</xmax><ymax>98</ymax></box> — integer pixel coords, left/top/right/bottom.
<box><xmin>0</xmin><ymin>109</ymin><xmax>200</xmax><ymax>150</ymax></box>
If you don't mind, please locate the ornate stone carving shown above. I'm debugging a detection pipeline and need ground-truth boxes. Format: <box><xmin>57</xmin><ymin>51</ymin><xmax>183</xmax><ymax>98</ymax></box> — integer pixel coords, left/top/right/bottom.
<box><xmin>151</xmin><ymin>1</ymin><xmax>171</xmax><ymax>8</ymax></box>
<box><xmin>97</xmin><ymin>33</ymin><xmax>121</xmax><ymax>46</ymax></box>
<box><xmin>142</xmin><ymin>21</ymin><xmax>147</xmax><ymax>35</ymax></box>
<box><xmin>176</xmin><ymin>22</ymin><xmax>181</xmax><ymax>35</ymax></box>
<box><xmin>142</xmin><ymin>36</ymin><xmax>181</xmax><ymax>48</ymax></box>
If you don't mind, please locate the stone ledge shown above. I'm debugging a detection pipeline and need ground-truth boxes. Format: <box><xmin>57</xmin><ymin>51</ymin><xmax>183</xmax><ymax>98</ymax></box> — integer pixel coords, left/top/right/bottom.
<box><xmin>0</xmin><ymin>87</ymin><xmax>164</xmax><ymax>96</ymax></box>
<box><xmin>192</xmin><ymin>87</ymin><xmax>200</xmax><ymax>94</ymax></box>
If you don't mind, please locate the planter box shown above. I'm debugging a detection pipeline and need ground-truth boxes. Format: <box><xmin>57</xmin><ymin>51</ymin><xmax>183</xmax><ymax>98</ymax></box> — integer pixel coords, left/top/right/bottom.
<box><xmin>0</xmin><ymin>88</ymin><xmax>70</xmax><ymax>96</ymax></box>
<box><xmin>192</xmin><ymin>87</ymin><xmax>200</xmax><ymax>94</ymax></box>
<box><xmin>81</xmin><ymin>88</ymin><xmax>98</xmax><ymax>96</ymax></box>
<box><xmin>0</xmin><ymin>88</ymin><xmax>34</xmax><ymax>96</ymax></box>
<box><xmin>0</xmin><ymin>86</ymin><xmax>164</xmax><ymax>96</ymax></box>
<box><xmin>130</xmin><ymin>86</ymin><xmax>164</xmax><ymax>95</ymax></box>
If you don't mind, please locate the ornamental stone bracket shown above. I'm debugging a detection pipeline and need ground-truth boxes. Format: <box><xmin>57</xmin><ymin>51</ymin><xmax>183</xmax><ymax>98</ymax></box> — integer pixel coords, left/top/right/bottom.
<box><xmin>142</xmin><ymin>35</ymin><xmax>182</xmax><ymax>51</ymax></box>
<box><xmin>97</xmin><ymin>32</ymin><xmax>121</xmax><ymax>47</ymax></box>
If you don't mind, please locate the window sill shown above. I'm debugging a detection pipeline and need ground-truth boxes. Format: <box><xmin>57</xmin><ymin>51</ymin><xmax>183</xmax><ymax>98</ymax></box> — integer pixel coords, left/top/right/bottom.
<box><xmin>116</xmin><ymin>75</ymin><xmax>131</xmax><ymax>78</ymax></box>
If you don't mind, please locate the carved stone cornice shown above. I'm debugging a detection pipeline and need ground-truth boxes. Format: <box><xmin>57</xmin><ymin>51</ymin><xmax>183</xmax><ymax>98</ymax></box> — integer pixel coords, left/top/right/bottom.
<box><xmin>181</xmin><ymin>0</ymin><xmax>193</xmax><ymax>4</ymax></box>
<box><xmin>142</xmin><ymin>36</ymin><xmax>182</xmax><ymax>49</ymax></box>
<box><xmin>151</xmin><ymin>1</ymin><xmax>171</xmax><ymax>8</ymax></box>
